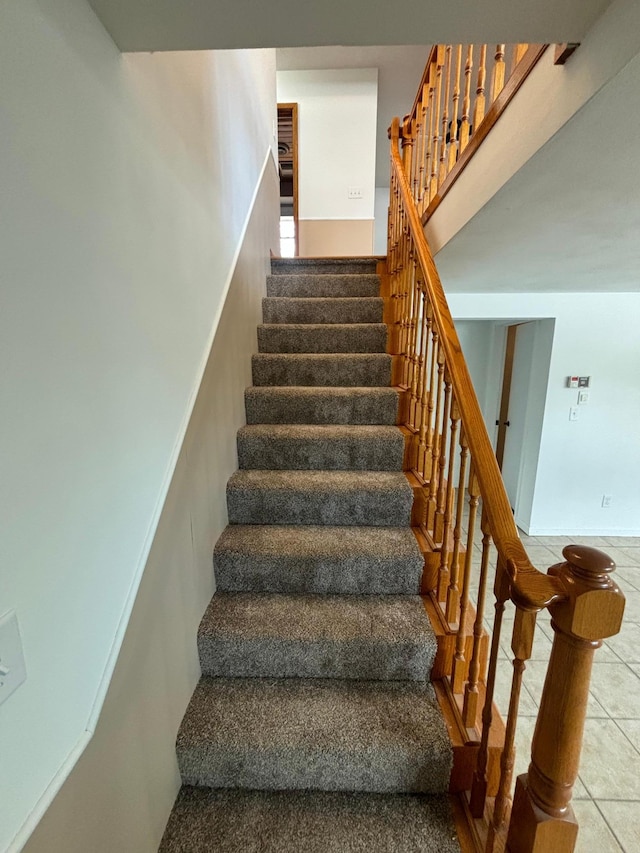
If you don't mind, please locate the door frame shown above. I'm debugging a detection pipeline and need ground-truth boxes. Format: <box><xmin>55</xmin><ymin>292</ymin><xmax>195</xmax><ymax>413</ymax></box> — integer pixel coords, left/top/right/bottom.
<box><xmin>277</xmin><ymin>102</ymin><xmax>299</xmax><ymax>257</ymax></box>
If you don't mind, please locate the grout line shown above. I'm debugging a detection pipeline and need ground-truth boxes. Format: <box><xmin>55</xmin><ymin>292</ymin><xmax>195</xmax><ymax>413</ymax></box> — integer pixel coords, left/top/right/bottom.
<box><xmin>593</xmin><ymin>799</ymin><xmax>627</xmax><ymax>852</ymax></box>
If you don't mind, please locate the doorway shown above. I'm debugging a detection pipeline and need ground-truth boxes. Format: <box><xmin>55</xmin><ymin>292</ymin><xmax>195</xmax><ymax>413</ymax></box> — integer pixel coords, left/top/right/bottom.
<box><xmin>495</xmin><ymin>319</ymin><xmax>554</xmax><ymax>526</ymax></box>
<box><xmin>277</xmin><ymin>103</ymin><xmax>298</xmax><ymax>257</ymax></box>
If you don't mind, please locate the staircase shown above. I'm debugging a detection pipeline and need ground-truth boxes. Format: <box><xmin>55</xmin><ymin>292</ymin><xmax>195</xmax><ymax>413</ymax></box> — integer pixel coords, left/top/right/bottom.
<box><xmin>160</xmin><ymin>257</ymin><xmax>461</xmax><ymax>852</ymax></box>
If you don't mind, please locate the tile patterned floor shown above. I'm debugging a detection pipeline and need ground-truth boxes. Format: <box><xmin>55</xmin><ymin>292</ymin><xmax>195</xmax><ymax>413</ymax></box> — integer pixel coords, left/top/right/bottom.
<box><xmin>492</xmin><ymin>534</ymin><xmax>640</xmax><ymax>852</ymax></box>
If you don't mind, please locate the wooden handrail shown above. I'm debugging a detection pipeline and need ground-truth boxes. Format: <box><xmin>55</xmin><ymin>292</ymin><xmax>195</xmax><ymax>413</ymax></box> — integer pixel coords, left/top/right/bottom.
<box><xmin>389</xmin><ymin>118</ymin><xmax>562</xmax><ymax>612</ymax></box>
<box><xmin>386</xmin><ymin>97</ymin><xmax>625</xmax><ymax>850</ymax></box>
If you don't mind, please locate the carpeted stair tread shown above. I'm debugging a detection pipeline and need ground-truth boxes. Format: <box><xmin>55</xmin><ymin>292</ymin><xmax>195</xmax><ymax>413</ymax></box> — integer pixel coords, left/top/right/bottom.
<box><xmin>227</xmin><ymin>470</ymin><xmax>413</xmax><ymax>526</ymax></box>
<box><xmin>198</xmin><ymin>593</ymin><xmax>435</xmax><ymax>680</ymax></box>
<box><xmin>262</xmin><ymin>296</ymin><xmax>383</xmax><ymax>325</ymax></box>
<box><xmin>257</xmin><ymin>323</ymin><xmax>387</xmax><ymax>353</ymax></box>
<box><xmin>237</xmin><ymin>424</ymin><xmax>404</xmax><ymax>470</ymax></box>
<box><xmin>176</xmin><ymin>677</ymin><xmax>453</xmax><ymax>793</ymax></box>
<box><xmin>213</xmin><ymin>525</ymin><xmax>424</xmax><ymax>594</ymax></box>
<box><xmin>159</xmin><ymin>787</ymin><xmax>461</xmax><ymax>853</ymax></box>
<box><xmin>271</xmin><ymin>257</ymin><xmax>379</xmax><ymax>276</ymax></box>
<box><xmin>267</xmin><ymin>273</ymin><xmax>380</xmax><ymax>298</ymax></box>
<box><xmin>252</xmin><ymin>353</ymin><xmax>391</xmax><ymax>387</ymax></box>
<box><xmin>245</xmin><ymin>386</ymin><xmax>399</xmax><ymax>425</ymax></box>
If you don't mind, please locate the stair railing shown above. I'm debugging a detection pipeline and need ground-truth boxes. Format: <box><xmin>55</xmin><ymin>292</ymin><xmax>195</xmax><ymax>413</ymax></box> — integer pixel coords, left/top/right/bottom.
<box><xmin>386</xmin><ymin>115</ymin><xmax>625</xmax><ymax>852</ymax></box>
<box><xmin>406</xmin><ymin>43</ymin><xmax>546</xmax><ymax>221</ymax></box>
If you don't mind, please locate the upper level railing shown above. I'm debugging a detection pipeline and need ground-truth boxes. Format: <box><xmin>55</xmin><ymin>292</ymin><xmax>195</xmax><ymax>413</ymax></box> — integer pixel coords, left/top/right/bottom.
<box><xmin>386</xmin><ymin>89</ymin><xmax>625</xmax><ymax>849</ymax></box>
<box><xmin>404</xmin><ymin>43</ymin><xmax>546</xmax><ymax>222</ymax></box>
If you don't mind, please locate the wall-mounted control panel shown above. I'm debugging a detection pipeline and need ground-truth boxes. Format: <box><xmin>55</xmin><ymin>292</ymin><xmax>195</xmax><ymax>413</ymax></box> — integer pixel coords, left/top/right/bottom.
<box><xmin>567</xmin><ymin>376</ymin><xmax>591</xmax><ymax>388</ymax></box>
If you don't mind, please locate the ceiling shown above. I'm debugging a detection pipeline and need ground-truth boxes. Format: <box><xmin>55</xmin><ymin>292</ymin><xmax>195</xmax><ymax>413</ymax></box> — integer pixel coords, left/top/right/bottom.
<box><xmin>88</xmin><ymin>0</ymin><xmax>612</xmax><ymax>52</ymax></box>
<box><xmin>435</xmin><ymin>45</ymin><xmax>640</xmax><ymax>293</ymax></box>
<box><xmin>277</xmin><ymin>46</ymin><xmax>430</xmax><ymax>186</ymax></box>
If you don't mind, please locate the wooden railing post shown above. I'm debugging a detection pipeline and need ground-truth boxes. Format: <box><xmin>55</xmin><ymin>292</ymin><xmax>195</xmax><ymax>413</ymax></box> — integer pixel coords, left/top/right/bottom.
<box><xmin>507</xmin><ymin>546</ymin><xmax>625</xmax><ymax>852</ymax></box>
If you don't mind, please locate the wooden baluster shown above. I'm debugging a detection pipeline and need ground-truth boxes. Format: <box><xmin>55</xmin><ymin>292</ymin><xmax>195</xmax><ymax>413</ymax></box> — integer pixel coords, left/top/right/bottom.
<box><xmin>409</xmin><ymin>278</ymin><xmax>425</xmax><ymax>434</ymax></box>
<box><xmin>515</xmin><ymin>43</ymin><xmax>529</xmax><ymax>65</ymax></box>
<box><xmin>486</xmin><ymin>607</ymin><xmax>537</xmax><ymax>851</ymax></box>
<box><xmin>430</xmin><ymin>45</ymin><xmax>446</xmax><ymax>201</ymax></box>
<box><xmin>507</xmin><ymin>546</ymin><xmax>625</xmax><ymax>853</ymax></box>
<box><xmin>413</xmin><ymin>92</ymin><xmax>426</xmax><ymax>202</ymax></box>
<box><xmin>421</xmin><ymin>74</ymin><xmax>435</xmax><ymax>208</ymax></box>
<box><xmin>439</xmin><ymin>45</ymin><xmax>453</xmax><ymax>188</ymax></box>
<box><xmin>401</xmin><ymin>115</ymin><xmax>414</xmax><ymax>189</ymax></box>
<box><xmin>451</xmin><ymin>468</ymin><xmax>480</xmax><ymax>693</ymax></box>
<box><xmin>462</xmin><ymin>510</ymin><xmax>492</xmax><ymax>726</ymax></box>
<box><xmin>400</xmin><ymin>240</ymin><xmax>413</xmax><ymax>389</ymax></box>
<box><xmin>427</xmin><ymin>348</ymin><xmax>445</xmax><ymax>525</ymax></box>
<box><xmin>470</xmin><ymin>559</ymin><xmax>511</xmax><ymax>818</ymax></box>
<box><xmin>491</xmin><ymin>44</ymin><xmax>506</xmax><ymax>102</ymax></box>
<box><xmin>417</xmin><ymin>81</ymin><xmax>430</xmax><ymax>205</ymax></box>
<box><xmin>441</xmin><ymin>426</ymin><xmax>469</xmax><ymax>605</ymax></box>
<box><xmin>460</xmin><ymin>45</ymin><xmax>474</xmax><ymax>152</ymax></box>
<box><xmin>406</xmin><ymin>258</ymin><xmax>421</xmax><ymax>422</ymax></box>
<box><xmin>473</xmin><ymin>44</ymin><xmax>488</xmax><ymax>129</ymax></box>
<box><xmin>424</xmin><ymin>323</ymin><xmax>439</xmax><ymax>480</ymax></box>
<box><xmin>447</xmin><ymin>44</ymin><xmax>463</xmax><ymax>173</ymax></box>
<box><xmin>410</xmin><ymin>289</ymin><xmax>426</xmax><ymax>462</ymax></box>
<box><xmin>436</xmin><ymin>395</ymin><xmax>460</xmax><ymax>604</ymax></box>
<box><xmin>433</xmin><ymin>368</ymin><xmax>452</xmax><ymax>542</ymax></box>
<box><xmin>416</xmin><ymin>302</ymin><xmax>434</xmax><ymax>479</ymax></box>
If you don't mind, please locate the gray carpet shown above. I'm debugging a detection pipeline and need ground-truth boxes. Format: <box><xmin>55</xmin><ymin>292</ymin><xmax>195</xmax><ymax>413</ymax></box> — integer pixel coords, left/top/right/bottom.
<box><xmin>237</xmin><ymin>424</ymin><xmax>404</xmax><ymax>470</ymax></box>
<box><xmin>270</xmin><ymin>258</ymin><xmax>379</xmax><ymax>276</ymax></box>
<box><xmin>267</xmin><ymin>272</ymin><xmax>381</xmax><ymax>298</ymax></box>
<box><xmin>162</xmin><ymin>255</ymin><xmax>460</xmax><ymax>852</ymax></box>
<box><xmin>177</xmin><ymin>677</ymin><xmax>452</xmax><ymax>793</ymax></box>
<box><xmin>257</xmin><ymin>322</ymin><xmax>387</xmax><ymax>353</ymax></box>
<box><xmin>251</xmin><ymin>352</ymin><xmax>392</xmax><ymax>387</ymax></box>
<box><xmin>160</xmin><ymin>788</ymin><xmax>461</xmax><ymax>853</ymax></box>
<box><xmin>245</xmin><ymin>386</ymin><xmax>400</xmax><ymax>424</ymax></box>
<box><xmin>213</xmin><ymin>525</ymin><xmax>424</xmax><ymax>594</ymax></box>
<box><xmin>262</xmin><ymin>296</ymin><xmax>383</xmax><ymax>324</ymax></box>
<box><xmin>197</xmin><ymin>593</ymin><xmax>435</xmax><ymax>680</ymax></box>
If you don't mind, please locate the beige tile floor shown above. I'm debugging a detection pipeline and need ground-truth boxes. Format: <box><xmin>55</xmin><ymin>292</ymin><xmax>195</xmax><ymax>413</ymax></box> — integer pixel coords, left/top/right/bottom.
<box><xmin>487</xmin><ymin>534</ymin><xmax>640</xmax><ymax>852</ymax></box>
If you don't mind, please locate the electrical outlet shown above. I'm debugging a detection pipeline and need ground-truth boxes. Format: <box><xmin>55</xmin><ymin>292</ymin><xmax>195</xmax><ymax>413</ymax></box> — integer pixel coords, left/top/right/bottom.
<box><xmin>348</xmin><ymin>186</ymin><xmax>363</xmax><ymax>199</ymax></box>
<box><xmin>0</xmin><ymin>611</ymin><xmax>27</xmax><ymax>707</ymax></box>
<box><xmin>569</xmin><ymin>407</ymin><xmax>579</xmax><ymax>421</ymax></box>
<box><xmin>602</xmin><ymin>494</ymin><xmax>613</xmax><ymax>508</ymax></box>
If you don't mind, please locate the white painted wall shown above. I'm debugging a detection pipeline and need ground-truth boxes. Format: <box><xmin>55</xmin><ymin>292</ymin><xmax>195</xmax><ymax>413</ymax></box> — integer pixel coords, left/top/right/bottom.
<box><xmin>374</xmin><ymin>187</ymin><xmax>390</xmax><ymax>254</ymax></box>
<box><xmin>22</xmin><ymin>165</ymin><xmax>279</xmax><ymax>853</ymax></box>
<box><xmin>276</xmin><ymin>68</ymin><xmax>377</xmax><ymax>222</ymax></box>
<box><xmin>0</xmin><ymin>1</ymin><xmax>278</xmax><ymax>849</ymax></box>
<box><xmin>449</xmin><ymin>292</ymin><xmax>640</xmax><ymax>536</ymax></box>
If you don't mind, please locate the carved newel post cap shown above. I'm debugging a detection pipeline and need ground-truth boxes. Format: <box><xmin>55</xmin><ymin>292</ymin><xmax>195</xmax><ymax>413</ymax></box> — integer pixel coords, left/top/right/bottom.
<box><xmin>548</xmin><ymin>545</ymin><xmax>625</xmax><ymax>641</ymax></box>
<box><xmin>562</xmin><ymin>544</ymin><xmax>616</xmax><ymax>583</ymax></box>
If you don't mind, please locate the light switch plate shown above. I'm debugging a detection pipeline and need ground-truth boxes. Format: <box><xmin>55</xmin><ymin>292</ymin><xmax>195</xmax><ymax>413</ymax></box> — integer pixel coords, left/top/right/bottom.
<box><xmin>0</xmin><ymin>610</ymin><xmax>27</xmax><ymax>707</ymax></box>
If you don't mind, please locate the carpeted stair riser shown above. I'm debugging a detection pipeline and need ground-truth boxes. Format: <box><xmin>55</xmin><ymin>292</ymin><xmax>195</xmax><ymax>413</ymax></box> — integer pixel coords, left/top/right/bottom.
<box><xmin>226</xmin><ymin>470</ymin><xmax>413</xmax><ymax>526</ymax></box>
<box><xmin>177</xmin><ymin>677</ymin><xmax>452</xmax><ymax>794</ymax></box>
<box><xmin>160</xmin><ymin>788</ymin><xmax>461</xmax><ymax>853</ymax></box>
<box><xmin>252</xmin><ymin>353</ymin><xmax>391</xmax><ymax>387</ymax></box>
<box><xmin>244</xmin><ymin>386</ymin><xmax>400</xmax><ymax>425</ymax></box>
<box><xmin>271</xmin><ymin>258</ymin><xmax>379</xmax><ymax>276</ymax></box>
<box><xmin>237</xmin><ymin>425</ymin><xmax>404</xmax><ymax>470</ymax></box>
<box><xmin>213</xmin><ymin>525</ymin><xmax>424</xmax><ymax>595</ymax></box>
<box><xmin>257</xmin><ymin>323</ymin><xmax>387</xmax><ymax>353</ymax></box>
<box><xmin>262</xmin><ymin>296</ymin><xmax>383</xmax><ymax>325</ymax></box>
<box><xmin>198</xmin><ymin>593</ymin><xmax>434</xmax><ymax>681</ymax></box>
<box><xmin>267</xmin><ymin>273</ymin><xmax>380</xmax><ymax>298</ymax></box>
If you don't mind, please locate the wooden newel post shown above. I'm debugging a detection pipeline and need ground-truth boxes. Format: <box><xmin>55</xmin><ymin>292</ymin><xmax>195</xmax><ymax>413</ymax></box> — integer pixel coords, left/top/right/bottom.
<box><xmin>507</xmin><ymin>545</ymin><xmax>625</xmax><ymax>853</ymax></box>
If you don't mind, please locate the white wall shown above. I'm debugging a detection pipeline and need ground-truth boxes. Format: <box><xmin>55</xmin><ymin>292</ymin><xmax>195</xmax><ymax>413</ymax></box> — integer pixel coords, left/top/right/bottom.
<box><xmin>22</xmin><ymin>165</ymin><xmax>279</xmax><ymax>853</ymax></box>
<box><xmin>277</xmin><ymin>68</ymin><xmax>377</xmax><ymax>255</ymax></box>
<box><xmin>0</xmin><ymin>1</ymin><xmax>278</xmax><ymax>849</ymax></box>
<box><xmin>449</xmin><ymin>292</ymin><xmax>640</xmax><ymax>536</ymax></box>
<box><xmin>374</xmin><ymin>186</ymin><xmax>390</xmax><ymax>254</ymax></box>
